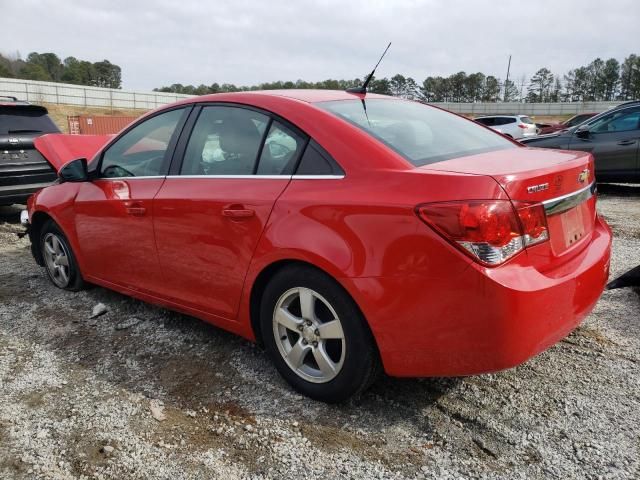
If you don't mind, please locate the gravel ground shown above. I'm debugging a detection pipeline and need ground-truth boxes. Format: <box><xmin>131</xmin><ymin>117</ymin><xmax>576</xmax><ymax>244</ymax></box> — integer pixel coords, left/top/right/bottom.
<box><xmin>0</xmin><ymin>186</ymin><xmax>639</xmax><ymax>480</ymax></box>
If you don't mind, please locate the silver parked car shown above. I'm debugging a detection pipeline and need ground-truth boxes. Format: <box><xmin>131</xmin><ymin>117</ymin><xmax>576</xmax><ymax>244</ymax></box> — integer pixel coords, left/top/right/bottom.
<box><xmin>474</xmin><ymin>115</ymin><xmax>539</xmax><ymax>139</ymax></box>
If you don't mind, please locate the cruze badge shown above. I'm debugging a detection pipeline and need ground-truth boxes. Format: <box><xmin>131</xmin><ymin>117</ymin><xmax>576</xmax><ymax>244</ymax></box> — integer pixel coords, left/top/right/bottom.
<box><xmin>527</xmin><ymin>183</ymin><xmax>549</xmax><ymax>194</ymax></box>
<box><xmin>578</xmin><ymin>169</ymin><xmax>590</xmax><ymax>184</ymax></box>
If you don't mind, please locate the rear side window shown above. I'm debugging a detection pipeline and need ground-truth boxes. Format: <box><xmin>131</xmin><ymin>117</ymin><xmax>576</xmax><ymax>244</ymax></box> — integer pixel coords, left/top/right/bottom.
<box><xmin>296</xmin><ymin>141</ymin><xmax>344</xmax><ymax>176</ymax></box>
<box><xmin>475</xmin><ymin>117</ymin><xmax>494</xmax><ymax>126</ymax></box>
<box><xmin>257</xmin><ymin>121</ymin><xmax>306</xmax><ymax>175</ymax></box>
<box><xmin>0</xmin><ymin>106</ymin><xmax>59</xmax><ymax>135</ymax></box>
<box><xmin>181</xmin><ymin>106</ymin><xmax>269</xmax><ymax>175</ymax></box>
<box><xmin>502</xmin><ymin>117</ymin><xmax>517</xmax><ymax>125</ymax></box>
<box><xmin>319</xmin><ymin>99</ymin><xmax>514</xmax><ymax>166</ymax></box>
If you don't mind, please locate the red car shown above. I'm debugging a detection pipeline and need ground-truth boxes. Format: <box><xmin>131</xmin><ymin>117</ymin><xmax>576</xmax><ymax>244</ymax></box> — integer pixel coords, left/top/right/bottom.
<box><xmin>24</xmin><ymin>90</ymin><xmax>611</xmax><ymax>402</ymax></box>
<box><xmin>537</xmin><ymin>113</ymin><xmax>597</xmax><ymax>135</ymax></box>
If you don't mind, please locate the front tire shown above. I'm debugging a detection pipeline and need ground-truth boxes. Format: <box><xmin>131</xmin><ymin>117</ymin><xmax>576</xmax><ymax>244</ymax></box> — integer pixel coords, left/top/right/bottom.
<box><xmin>260</xmin><ymin>265</ymin><xmax>380</xmax><ymax>403</ymax></box>
<box><xmin>40</xmin><ymin>219</ymin><xmax>85</xmax><ymax>291</ymax></box>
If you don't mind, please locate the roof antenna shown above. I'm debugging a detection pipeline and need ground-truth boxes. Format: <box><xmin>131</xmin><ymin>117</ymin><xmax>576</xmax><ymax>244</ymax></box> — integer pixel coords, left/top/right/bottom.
<box><xmin>346</xmin><ymin>42</ymin><xmax>391</xmax><ymax>95</ymax></box>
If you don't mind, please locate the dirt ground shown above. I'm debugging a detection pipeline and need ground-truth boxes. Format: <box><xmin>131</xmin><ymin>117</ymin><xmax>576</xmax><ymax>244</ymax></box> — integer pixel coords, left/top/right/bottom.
<box><xmin>43</xmin><ymin>104</ymin><xmax>145</xmax><ymax>133</ymax></box>
<box><xmin>0</xmin><ymin>185</ymin><xmax>638</xmax><ymax>479</ymax></box>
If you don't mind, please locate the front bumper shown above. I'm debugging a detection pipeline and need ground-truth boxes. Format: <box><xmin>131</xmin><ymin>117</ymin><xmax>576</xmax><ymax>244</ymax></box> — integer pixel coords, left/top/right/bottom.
<box><xmin>347</xmin><ymin>215</ymin><xmax>612</xmax><ymax>377</ymax></box>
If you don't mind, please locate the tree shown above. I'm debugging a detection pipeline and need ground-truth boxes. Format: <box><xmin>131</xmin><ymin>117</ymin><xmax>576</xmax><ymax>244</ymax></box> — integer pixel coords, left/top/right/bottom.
<box><xmin>61</xmin><ymin>57</ymin><xmax>94</xmax><ymax>85</ymax></box>
<box><xmin>527</xmin><ymin>68</ymin><xmax>554</xmax><ymax>102</ymax></box>
<box><xmin>503</xmin><ymin>79</ymin><xmax>519</xmax><ymax>102</ymax></box>
<box><xmin>92</xmin><ymin>60</ymin><xmax>121</xmax><ymax>88</ymax></box>
<box><xmin>465</xmin><ymin>72</ymin><xmax>485</xmax><ymax>102</ymax></box>
<box><xmin>25</xmin><ymin>52</ymin><xmax>63</xmax><ymax>81</ymax></box>
<box><xmin>482</xmin><ymin>76</ymin><xmax>501</xmax><ymax>102</ymax></box>
<box><xmin>620</xmin><ymin>54</ymin><xmax>640</xmax><ymax>100</ymax></box>
<box><xmin>600</xmin><ymin>58</ymin><xmax>620</xmax><ymax>100</ymax></box>
<box><xmin>19</xmin><ymin>62</ymin><xmax>51</xmax><ymax>81</ymax></box>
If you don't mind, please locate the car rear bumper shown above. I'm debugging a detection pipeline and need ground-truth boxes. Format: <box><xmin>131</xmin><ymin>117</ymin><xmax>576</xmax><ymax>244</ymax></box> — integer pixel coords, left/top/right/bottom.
<box><xmin>347</xmin><ymin>215</ymin><xmax>612</xmax><ymax>377</ymax></box>
<box><xmin>0</xmin><ymin>178</ymin><xmax>57</xmax><ymax>205</ymax></box>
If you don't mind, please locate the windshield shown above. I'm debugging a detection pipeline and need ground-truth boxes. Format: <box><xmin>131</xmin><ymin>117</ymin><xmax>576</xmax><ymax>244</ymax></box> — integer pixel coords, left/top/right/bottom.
<box><xmin>318</xmin><ymin>99</ymin><xmax>515</xmax><ymax>166</ymax></box>
<box><xmin>0</xmin><ymin>107</ymin><xmax>60</xmax><ymax>135</ymax></box>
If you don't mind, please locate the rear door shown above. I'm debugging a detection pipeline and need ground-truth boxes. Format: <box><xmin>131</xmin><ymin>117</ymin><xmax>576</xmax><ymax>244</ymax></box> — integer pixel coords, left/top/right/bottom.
<box><xmin>568</xmin><ymin>106</ymin><xmax>640</xmax><ymax>181</ymax></box>
<box><xmin>74</xmin><ymin>107</ymin><xmax>189</xmax><ymax>291</ymax></box>
<box><xmin>152</xmin><ymin>105</ymin><xmax>307</xmax><ymax>319</ymax></box>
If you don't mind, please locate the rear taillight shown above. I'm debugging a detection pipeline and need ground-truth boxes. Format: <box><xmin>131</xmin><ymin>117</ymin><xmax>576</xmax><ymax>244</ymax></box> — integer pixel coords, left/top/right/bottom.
<box><xmin>416</xmin><ymin>200</ymin><xmax>549</xmax><ymax>266</ymax></box>
<box><xmin>517</xmin><ymin>124</ymin><xmax>527</xmax><ymax>129</ymax></box>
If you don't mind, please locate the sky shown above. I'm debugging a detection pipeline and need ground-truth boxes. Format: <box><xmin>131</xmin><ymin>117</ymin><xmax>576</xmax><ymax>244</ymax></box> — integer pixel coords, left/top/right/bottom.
<box><xmin>1</xmin><ymin>0</ymin><xmax>639</xmax><ymax>91</ymax></box>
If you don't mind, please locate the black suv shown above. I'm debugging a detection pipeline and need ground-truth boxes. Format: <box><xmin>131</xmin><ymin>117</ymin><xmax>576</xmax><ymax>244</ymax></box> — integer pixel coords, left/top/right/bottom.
<box><xmin>521</xmin><ymin>101</ymin><xmax>640</xmax><ymax>183</ymax></box>
<box><xmin>0</xmin><ymin>96</ymin><xmax>60</xmax><ymax>205</ymax></box>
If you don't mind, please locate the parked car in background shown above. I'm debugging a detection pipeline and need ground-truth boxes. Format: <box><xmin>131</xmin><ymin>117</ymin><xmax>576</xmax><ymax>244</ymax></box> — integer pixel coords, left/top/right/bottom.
<box><xmin>537</xmin><ymin>113</ymin><xmax>597</xmax><ymax>135</ymax></box>
<box><xmin>522</xmin><ymin>102</ymin><xmax>640</xmax><ymax>183</ymax></box>
<box><xmin>24</xmin><ymin>90</ymin><xmax>611</xmax><ymax>402</ymax></box>
<box><xmin>0</xmin><ymin>97</ymin><xmax>60</xmax><ymax>205</ymax></box>
<box><xmin>474</xmin><ymin>115</ymin><xmax>538</xmax><ymax>139</ymax></box>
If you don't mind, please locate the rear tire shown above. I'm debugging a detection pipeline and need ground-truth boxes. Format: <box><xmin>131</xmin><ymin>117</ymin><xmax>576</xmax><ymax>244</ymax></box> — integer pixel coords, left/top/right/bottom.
<box><xmin>260</xmin><ymin>265</ymin><xmax>380</xmax><ymax>403</ymax></box>
<box><xmin>40</xmin><ymin>219</ymin><xmax>85</xmax><ymax>291</ymax></box>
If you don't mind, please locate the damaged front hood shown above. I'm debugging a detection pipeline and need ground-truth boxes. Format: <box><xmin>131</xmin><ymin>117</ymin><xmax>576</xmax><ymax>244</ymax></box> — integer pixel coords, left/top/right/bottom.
<box><xmin>34</xmin><ymin>133</ymin><xmax>112</xmax><ymax>173</ymax></box>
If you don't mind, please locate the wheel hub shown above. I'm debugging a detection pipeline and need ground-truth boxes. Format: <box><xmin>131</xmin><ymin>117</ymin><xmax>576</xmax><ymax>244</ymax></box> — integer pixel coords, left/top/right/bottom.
<box><xmin>301</xmin><ymin>325</ymin><xmax>318</xmax><ymax>344</ymax></box>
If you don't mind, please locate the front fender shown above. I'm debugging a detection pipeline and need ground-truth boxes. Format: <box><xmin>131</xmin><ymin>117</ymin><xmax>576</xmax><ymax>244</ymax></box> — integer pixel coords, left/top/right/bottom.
<box><xmin>28</xmin><ymin>183</ymin><xmax>85</xmax><ymax>271</ymax></box>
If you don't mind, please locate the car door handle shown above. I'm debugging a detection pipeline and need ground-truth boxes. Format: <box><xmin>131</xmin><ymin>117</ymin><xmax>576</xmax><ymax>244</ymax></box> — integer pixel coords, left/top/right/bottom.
<box><xmin>617</xmin><ymin>139</ymin><xmax>637</xmax><ymax>146</ymax></box>
<box><xmin>222</xmin><ymin>207</ymin><xmax>255</xmax><ymax>218</ymax></box>
<box><xmin>124</xmin><ymin>201</ymin><xmax>146</xmax><ymax>216</ymax></box>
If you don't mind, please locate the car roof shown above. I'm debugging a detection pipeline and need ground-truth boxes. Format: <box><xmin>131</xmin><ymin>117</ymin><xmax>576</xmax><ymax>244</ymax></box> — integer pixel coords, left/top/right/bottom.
<box><xmin>0</xmin><ymin>97</ymin><xmax>49</xmax><ymax>112</ymax></box>
<box><xmin>182</xmin><ymin>89</ymin><xmax>391</xmax><ymax>105</ymax></box>
<box><xmin>475</xmin><ymin>115</ymin><xmax>518</xmax><ymax>118</ymax></box>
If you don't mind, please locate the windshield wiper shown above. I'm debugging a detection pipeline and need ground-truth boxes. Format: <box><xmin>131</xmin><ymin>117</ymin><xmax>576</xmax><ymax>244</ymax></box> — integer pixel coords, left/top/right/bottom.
<box><xmin>7</xmin><ymin>129</ymin><xmax>42</xmax><ymax>133</ymax></box>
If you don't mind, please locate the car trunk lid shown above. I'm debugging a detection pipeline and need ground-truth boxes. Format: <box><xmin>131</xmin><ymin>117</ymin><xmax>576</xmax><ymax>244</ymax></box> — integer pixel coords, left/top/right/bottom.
<box><xmin>422</xmin><ymin>147</ymin><xmax>597</xmax><ymax>264</ymax></box>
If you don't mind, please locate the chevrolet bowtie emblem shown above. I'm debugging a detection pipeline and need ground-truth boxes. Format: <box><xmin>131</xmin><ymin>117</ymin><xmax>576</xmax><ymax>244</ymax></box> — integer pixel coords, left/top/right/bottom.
<box><xmin>578</xmin><ymin>169</ymin><xmax>590</xmax><ymax>184</ymax></box>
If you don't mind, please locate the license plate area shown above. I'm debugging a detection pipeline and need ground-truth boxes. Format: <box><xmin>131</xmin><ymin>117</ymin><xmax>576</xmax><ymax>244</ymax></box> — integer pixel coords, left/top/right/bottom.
<box><xmin>547</xmin><ymin>199</ymin><xmax>594</xmax><ymax>255</ymax></box>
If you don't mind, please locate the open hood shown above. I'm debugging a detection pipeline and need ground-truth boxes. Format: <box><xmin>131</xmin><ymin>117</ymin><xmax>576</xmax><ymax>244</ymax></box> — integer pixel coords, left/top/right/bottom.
<box><xmin>34</xmin><ymin>133</ymin><xmax>112</xmax><ymax>173</ymax></box>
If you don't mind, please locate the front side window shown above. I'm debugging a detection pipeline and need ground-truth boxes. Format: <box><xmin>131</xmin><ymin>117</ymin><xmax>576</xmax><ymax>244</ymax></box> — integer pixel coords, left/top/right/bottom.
<box><xmin>319</xmin><ymin>99</ymin><xmax>515</xmax><ymax>166</ymax></box>
<box><xmin>589</xmin><ymin>108</ymin><xmax>640</xmax><ymax>134</ymax></box>
<box><xmin>181</xmin><ymin>106</ymin><xmax>269</xmax><ymax>175</ymax></box>
<box><xmin>101</xmin><ymin>108</ymin><xmax>185</xmax><ymax>178</ymax></box>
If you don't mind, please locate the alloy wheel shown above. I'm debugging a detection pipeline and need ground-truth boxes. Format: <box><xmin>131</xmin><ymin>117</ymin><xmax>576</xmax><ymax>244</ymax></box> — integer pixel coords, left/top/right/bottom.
<box><xmin>272</xmin><ymin>287</ymin><xmax>346</xmax><ymax>383</ymax></box>
<box><xmin>42</xmin><ymin>232</ymin><xmax>71</xmax><ymax>288</ymax></box>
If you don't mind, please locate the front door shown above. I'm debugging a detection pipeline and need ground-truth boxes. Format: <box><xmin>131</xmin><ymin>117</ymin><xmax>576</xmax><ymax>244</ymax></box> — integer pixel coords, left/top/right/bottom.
<box><xmin>570</xmin><ymin>106</ymin><xmax>640</xmax><ymax>181</ymax></box>
<box><xmin>153</xmin><ymin>105</ymin><xmax>307</xmax><ymax>319</ymax></box>
<box><xmin>74</xmin><ymin>107</ymin><xmax>188</xmax><ymax>291</ymax></box>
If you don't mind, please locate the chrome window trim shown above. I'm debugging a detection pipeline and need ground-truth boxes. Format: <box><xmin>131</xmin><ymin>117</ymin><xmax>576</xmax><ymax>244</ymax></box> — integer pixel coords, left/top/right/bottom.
<box><xmin>97</xmin><ymin>175</ymin><xmax>166</xmax><ymax>180</ymax></box>
<box><xmin>292</xmin><ymin>175</ymin><xmax>345</xmax><ymax>180</ymax></box>
<box><xmin>161</xmin><ymin>174</ymin><xmax>345</xmax><ymax>180</ymax></box>
<box><xmin>542</xmin><ymin>181</ymin><xmax>596</xmax><ymax>216</ymax></box>
<box><xmin>166</xmin><ymin>175</ymin><xmax>290</xmax><ymax>180</ymax></box>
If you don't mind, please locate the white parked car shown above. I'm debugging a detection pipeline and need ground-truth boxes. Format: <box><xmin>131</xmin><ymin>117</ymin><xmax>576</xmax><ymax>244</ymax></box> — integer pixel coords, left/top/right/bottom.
<box><xmin>474</xmin><ymin>115</ymin><xmax>539</xmax><ymax>139</ymax></box>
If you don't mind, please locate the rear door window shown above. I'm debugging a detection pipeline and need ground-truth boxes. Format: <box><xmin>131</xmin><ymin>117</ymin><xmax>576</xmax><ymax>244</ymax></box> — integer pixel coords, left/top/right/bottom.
<box><xmin>256</xmin><ymin>121</ymin><xmax>306</xmax><ymax>175</ymax></box>
<box><xmin>181</xmin><ymin>106</ymin><xmax>269</xmax><ymax>176</ymax></box>
<box><xmin>475</xmin><ymin>117</ymin><xmax>494</xmax><ymax>126</ymax></box>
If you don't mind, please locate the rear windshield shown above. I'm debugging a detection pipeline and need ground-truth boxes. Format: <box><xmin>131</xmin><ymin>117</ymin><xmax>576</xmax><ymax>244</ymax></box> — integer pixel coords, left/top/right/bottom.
<box><xmin>319</xmin><ymin>99</ymin><xmax>515</xmax><ymax>166</ymax></box>
<box><xmin>0</xmin><ymin>107</ymin><xmax>60</xmax><ymax>135</ymax></box>
<box><xmin>520</xmin><ymin>116</ymin><xmax>534</xmax><ymax>124</ymax></box>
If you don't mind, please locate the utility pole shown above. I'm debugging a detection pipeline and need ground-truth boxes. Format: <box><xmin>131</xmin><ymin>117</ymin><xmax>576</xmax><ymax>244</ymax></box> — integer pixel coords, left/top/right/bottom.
<box><xmin>504</xmin><ymin>54</ymin><xmax>512</xmax><ymax>102</ymax></box>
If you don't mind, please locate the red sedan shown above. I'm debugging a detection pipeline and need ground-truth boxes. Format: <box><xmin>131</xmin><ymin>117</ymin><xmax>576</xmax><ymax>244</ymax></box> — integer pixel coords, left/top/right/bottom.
<box><xmin>24</xmin><ymin>90</ymin><xmax>611</xmax><ymax>402</ymax></box>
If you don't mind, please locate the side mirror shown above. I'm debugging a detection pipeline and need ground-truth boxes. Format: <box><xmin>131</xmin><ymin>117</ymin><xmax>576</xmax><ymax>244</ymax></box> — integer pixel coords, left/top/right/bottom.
<box><xmin>58</xmin><ymin>158</ymin><xmax>89</xmax><ymax>183</ymax></box>
<box><xmin>575</xmin><ymin>126</ymin><xmax>591</xmax><ymax>139</ymax></box>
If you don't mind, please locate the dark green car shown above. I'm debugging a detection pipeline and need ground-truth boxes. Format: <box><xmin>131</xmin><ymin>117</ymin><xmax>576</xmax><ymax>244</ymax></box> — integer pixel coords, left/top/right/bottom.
<box><xmin>521</xmin><ymin>102</ymin><xmax>640</xmax><ymax>183</ymax></box>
